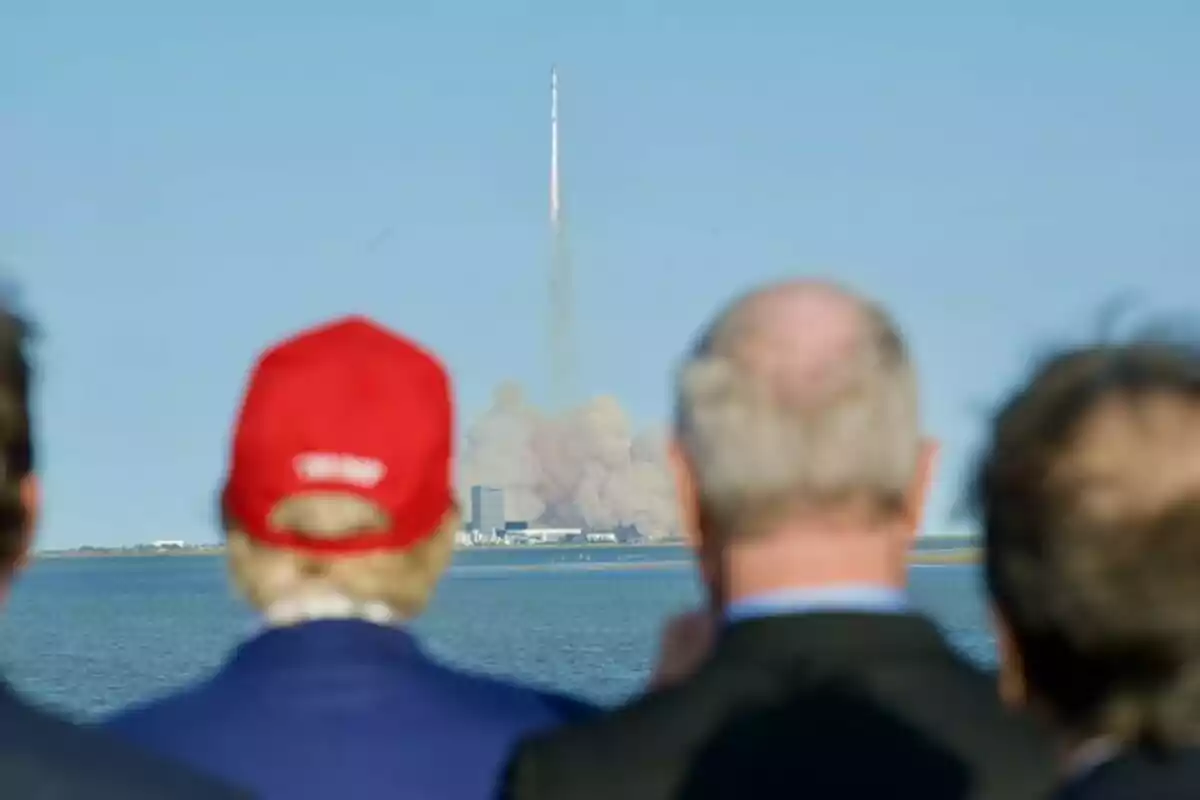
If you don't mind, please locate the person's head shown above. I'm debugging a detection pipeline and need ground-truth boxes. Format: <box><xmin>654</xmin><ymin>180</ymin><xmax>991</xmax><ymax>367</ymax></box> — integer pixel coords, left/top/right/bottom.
<box><xmin>671</xmin><ymin>279</ymin><xmax>937</xmax><ymax>601</ymax></box>
<box><xmin>0</xmin><ymin>301</ymin><xmax>36</xmax><ymax>593</ymax></box>
<box><xmin>221</xmin><ymin>315</ymin><xmax>458</xmax><ymax>621</ymax></box>
<box><xmin>973</xmin><ymin>337</ymin><xmax>1200</xmax><ymax>750</ymax></box>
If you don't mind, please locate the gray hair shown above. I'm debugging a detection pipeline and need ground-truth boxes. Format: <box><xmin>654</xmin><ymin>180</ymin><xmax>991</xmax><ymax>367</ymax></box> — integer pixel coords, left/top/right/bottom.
<box><xmin>673</xmin><ymin>284</ymin><xmax>920</xmax><ymax>535</ymax></box>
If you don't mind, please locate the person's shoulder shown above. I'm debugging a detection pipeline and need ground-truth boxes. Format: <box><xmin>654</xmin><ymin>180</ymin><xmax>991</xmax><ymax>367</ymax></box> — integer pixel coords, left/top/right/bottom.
<box><xmin>0</xmin><ymin>690</ymin><xmax>246</xmax><ymax>798</ymax></box>
<box><xmin>105</xmin><ymin>681</ymin><xmax>213</xmax><ymax>734</ymax></box>
<box><xmin>873</xmin><ymin>638</ymin><xmax>1056</xmax><ymax>795</ymax></box>
<box><xmin>104</xmin><ymin>697</ymin><xmax>172</xmax><ymax>738</ymax></box>
<box><xmin>1055</xmin><ymin>749</ymin><xmax>1200</xmax><ymax>800</ymax></box>
<box><xmin>536</xmin><ymin>675</ymin><xmax>698</xmax><ymax>746</ymax></box>
<box><xmin>103</xmin><ymin>678</ymin><xmax>235</xmax><ymax>759</ymax></box>
<box><xmin>531</xmin><ymin>686</ymin><xmax>601</xmax><ymax>722</ymax></box>
<box><xmin>502</xmin><ymin>675</ymin><xmax>710</xmax><ymax>799</ymax></box>
<box><xmin>434</xmin><ymin>664</ymin><xmax>601</xmax><ymax>728</ymax></box>
<box><xmin>918</xmin><ymin>644</ymin><xmax>1047</xmax><ymax>744</ymax></box>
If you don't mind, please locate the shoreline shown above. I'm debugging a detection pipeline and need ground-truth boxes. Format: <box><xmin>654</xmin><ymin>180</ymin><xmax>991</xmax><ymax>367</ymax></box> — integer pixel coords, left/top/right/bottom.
<box><xmin>36</xmin><ymin>543</ymin><xmax>981</xmax><ymax>565</ymax></box>
<box><xmin>908</xmin><ymin>549</ymin><xmax>979</xmax><ymax>565</ymax></box>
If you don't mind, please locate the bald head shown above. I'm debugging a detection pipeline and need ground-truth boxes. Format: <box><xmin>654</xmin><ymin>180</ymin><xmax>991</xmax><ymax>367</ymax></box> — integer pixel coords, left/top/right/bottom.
<box><xmin>674</xmin><ymin>279</ymin><xmax>923</xmax><ymax>539</ymax></box>
<box><xmin>699</xmin><ymin>280</ymin><xmax>894</xmax><ymax>405</ymax></box>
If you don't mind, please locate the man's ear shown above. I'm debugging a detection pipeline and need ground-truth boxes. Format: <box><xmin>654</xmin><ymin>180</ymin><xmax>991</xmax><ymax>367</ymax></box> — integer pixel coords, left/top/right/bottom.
<box><xmin>990</xmin><ymin>606</ymin><xmax>1028</xmax><ymax>709</ymax></box>
<box><xmin>668</xmin><ymin>439</ymin><xmax>701</xmax><ymax>552</ymax></box>
<box><xmin>669</xmin><ymin>438</ymin><xmax>725</xmax><ymax>613</ymax></box>
<box><xmin>904</xmin><ymin>438</ymin><xmax>939</xmax><ymax>539</ymax></box>
<box><xmin>10</xmin><ymin>475</ymin><xmax>38</xmax><ymax>576</ymax></box>
<box><xmin>440</xmin><ymin>502</ymin><xmax>463</xmax><ymax>536</ymax></box>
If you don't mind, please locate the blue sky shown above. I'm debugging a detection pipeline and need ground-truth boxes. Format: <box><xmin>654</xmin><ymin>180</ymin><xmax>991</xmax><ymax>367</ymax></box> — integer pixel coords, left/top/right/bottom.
<box><xmin>3</xmin><ymin>1</ymin><xmax>1198</xmax><ymax>548</ymax></box>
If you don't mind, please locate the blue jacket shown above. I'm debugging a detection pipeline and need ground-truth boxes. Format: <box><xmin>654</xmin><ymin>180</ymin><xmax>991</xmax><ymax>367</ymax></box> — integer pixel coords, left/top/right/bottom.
<box><xmin>104</xmin><ymin>619</ymin><xmax>596</xmax><ymax>800</ymax></box>
<box><xmin>0</xmin><ymin>681</ymin><xmax>247</xmax><ymax>798</ymax></box>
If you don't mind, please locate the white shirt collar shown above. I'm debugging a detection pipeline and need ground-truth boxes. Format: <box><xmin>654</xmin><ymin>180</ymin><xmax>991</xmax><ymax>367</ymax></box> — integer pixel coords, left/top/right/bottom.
<box><xmin>262</xmin><ymin>593</ymin><xmax>400</xmax><ymax>629</ymax></box>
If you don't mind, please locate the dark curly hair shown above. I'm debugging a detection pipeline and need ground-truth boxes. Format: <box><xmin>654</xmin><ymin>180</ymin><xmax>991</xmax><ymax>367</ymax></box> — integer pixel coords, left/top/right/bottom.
<box><xmin>971</xmin><ymin>335</ymin><xmax>1200</xmax><ymax>748</ymax></box>
<box><xmin>0</xmin><ymin>296</ymin><xmax>34</xmax><ymax>570</ymax></box>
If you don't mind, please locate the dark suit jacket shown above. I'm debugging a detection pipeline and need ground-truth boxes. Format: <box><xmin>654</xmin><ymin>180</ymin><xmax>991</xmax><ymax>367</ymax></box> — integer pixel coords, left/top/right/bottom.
<box><xmin>0</xmin><ymin>680</ymin><xmax>247</xmax><ymax>798</ymax></box>
<box><xmin>106</xmin><ymin>619</ymin><xmax>596</xmax><ymax>800</ymax></box>
<box><xmin>1057</xmin><ymin>749</ymin><xmax>1200</xmax><ymax>800</ymax></box>
<box><xmin>501</xmin><ymin>612</ymin><xmax>1055</xmax><ymax>800</ymax></box>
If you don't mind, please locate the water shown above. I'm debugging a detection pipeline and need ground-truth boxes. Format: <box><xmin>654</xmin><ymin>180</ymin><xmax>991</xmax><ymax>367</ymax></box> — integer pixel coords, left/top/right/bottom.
<box><xmin>0</xmin><ymin>546</ymin><xmax>995</xmax><ymax>720</ymax></box>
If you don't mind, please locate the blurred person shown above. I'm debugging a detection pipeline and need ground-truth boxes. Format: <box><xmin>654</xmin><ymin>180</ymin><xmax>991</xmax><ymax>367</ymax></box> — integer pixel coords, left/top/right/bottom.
<box><xmin>105</xmin><ymin>316</ymin><xmax>594</xmax><ymax>800</ymax></box>
<box><xmin>0</xmin><ymin>300</ymin><xmax>248</xmax><ymax>797</ymax></box>
<box><xmin>501</xmin><ymin>279</ymin><xmax>1054</xmax><ymax>800</ymax></box>
<box><xmin>973</xmin><ymin>335</ymin><xmax>1200</xmax><ymax>799</ymax></box>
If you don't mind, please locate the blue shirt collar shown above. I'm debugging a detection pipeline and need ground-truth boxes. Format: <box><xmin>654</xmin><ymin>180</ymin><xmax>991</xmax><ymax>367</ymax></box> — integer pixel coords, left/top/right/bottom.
<box><xmin>724</xmin><ymin>584</ymin><xmax>908</xmax><ymax>624</ymax></box>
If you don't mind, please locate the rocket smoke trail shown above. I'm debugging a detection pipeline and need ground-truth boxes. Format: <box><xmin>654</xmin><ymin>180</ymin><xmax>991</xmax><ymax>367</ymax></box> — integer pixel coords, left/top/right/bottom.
<box><xmin>455</xmin><ymin>68</ymin><xmax>681</xmax><ymax>539</ymax></box>
<box><xmin>548</xmin><ymin>65</ymin><xmax>576</xmax><ymax>412</ymax></box>
<box><xmin>550</xmin><ymin>66</ymin><xmax>560</xmax><ymax>227</ymax></box>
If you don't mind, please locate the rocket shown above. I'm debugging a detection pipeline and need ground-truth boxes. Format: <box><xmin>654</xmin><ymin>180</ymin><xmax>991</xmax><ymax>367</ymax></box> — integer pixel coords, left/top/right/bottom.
<box><xmin>550</xmin><ymin>65</ymin><xmax>560</xmax><ymax>225</ymax></box>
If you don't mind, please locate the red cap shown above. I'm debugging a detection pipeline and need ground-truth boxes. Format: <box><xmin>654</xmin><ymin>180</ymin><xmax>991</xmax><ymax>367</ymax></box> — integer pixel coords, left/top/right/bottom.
<box><xmin>223</xmin><ymin>315</ymin><xmax>454</xmax><ymax>555</ymax></box>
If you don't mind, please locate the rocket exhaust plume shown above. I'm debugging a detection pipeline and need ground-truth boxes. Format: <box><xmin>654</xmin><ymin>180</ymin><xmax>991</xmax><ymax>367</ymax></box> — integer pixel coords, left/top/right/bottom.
<box><xmin>455</xmin><ymin>68</ymin><xmax>681</xmax><ymax>539</ymax></box>
<box><xmin>459</xmin><ymin>384</ymin><xmax>681</xmax><ymax>539</ymax></box>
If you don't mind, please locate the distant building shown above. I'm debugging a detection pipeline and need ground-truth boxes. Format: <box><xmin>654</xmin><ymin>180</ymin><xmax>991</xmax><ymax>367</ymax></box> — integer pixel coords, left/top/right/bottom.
<box><xmin>524</xmin><ymin>527</ymin><xmax>582</xmax><ymax>544</ymax></box>
<box><xmin>585</xmin><ymin>532</ymin><xmax>618</xmax><ymax>543</ymax></box>
<box><xmin>151</xmin><ymin>540</ymin><xmax>186</xmax><ymax>549</ymax></box>
<box><xmin>469</xmin><ymin>486</ymin><xmax>506</xmax><ymax>537</ymax></box>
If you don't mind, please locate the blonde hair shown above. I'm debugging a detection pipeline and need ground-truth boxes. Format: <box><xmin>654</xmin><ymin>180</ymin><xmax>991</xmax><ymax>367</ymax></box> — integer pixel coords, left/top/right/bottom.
<box><xmin>675</xmin><ymin>288</ymin><xmax>919</xmax><ymax>535</ymax></box>
<box><xmin>226</xmin><ymin>492</ymin><xmax>456</xmax><ymax>619</ymax></box>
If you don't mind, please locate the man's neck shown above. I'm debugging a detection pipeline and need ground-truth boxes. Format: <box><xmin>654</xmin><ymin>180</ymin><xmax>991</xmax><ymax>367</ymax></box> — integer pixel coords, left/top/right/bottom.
<box><xmin>719</xmin><ymin>522</ymin><xmax>906</xmax><ymax>606</ymax></box>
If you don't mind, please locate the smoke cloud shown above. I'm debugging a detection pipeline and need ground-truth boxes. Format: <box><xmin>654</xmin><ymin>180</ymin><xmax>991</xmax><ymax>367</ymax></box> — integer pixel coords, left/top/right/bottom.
<box><xmin>458</xmin><ymin>382</ymin><xmax>680</xmax><ymax>539</ymax></box>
